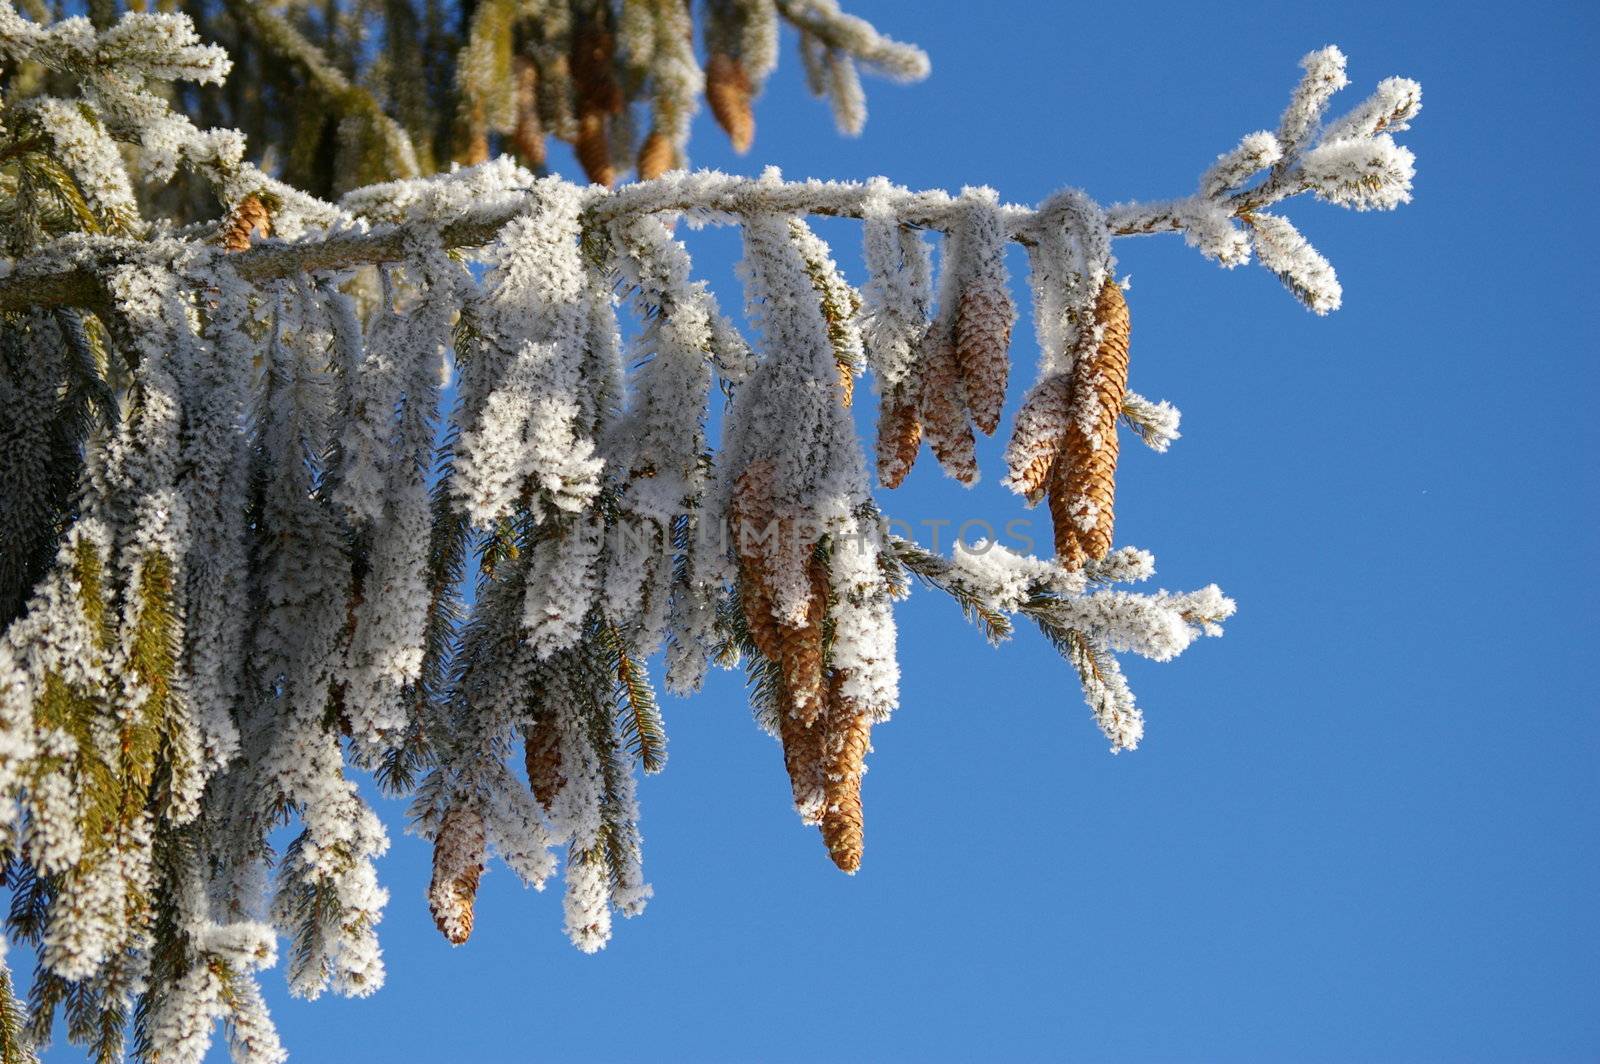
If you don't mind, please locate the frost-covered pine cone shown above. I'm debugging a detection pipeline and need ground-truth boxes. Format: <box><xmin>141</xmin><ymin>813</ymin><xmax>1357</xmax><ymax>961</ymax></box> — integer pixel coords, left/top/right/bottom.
<box><xmin>875</xmin><ymin>384</ymin><xmax>924</xmax><ymax>488</ymax></box>
<box><xmin>429</xmin><ymin>802</ymin><xmax>487</xmax><ymax>946</ymax></box>
<box><xmin>821</xmin><ymin>679</ymin><xmax>873</xmax><ymax>874</ymax></box>
<box><xmin>1003</xmin><ymin>373</ymin><xmax>1075</xmax><ymax>501</ymax></box>
<box><xmin>1051</xmin><ymin>278</ymin><xmax>1131</xmax><ymax>569</ymax></box>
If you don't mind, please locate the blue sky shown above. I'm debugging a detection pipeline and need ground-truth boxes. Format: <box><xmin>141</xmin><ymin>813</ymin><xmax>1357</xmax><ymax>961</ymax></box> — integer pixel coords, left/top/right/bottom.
<box><xmin>63</xmin><ymin>0</ymin><xmax>1600</xmax><ymax>1060</ymax></box>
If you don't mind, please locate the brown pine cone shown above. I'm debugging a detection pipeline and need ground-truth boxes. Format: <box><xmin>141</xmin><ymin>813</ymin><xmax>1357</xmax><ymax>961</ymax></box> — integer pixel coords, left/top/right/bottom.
<box><xmin>636</xmin><ymin>127</ymin><xmax>674</xmax><ymax>180</ymax></box>
<box><xmin>570</xmin><ymin>18</ymin><xmax>622</xmax><ymax>115</ymax></box>
<box><xmin>954</xmin><ymin>282</ymin><xmax>1015</xmax><ymax>435</ymax></box>
<box><xmin>875</xmin><ymin>384</ymin><xmax>923</xmax><ymax>489</ymax></box>
<box><xmin>511</xmin><ymin>55</ymin><xmax>546</xmax><ymax>169</ymax></box>
<box><xmin>916</xmin><ymin>324</ymin><xmax>979</xmax><ymax>485</ymax></box>
<box><xmin>220</xmin><ymin>194</ymin><xmax>271</xmax><ymax>252</ymax></box>
<box><xmin>575</xmin><ymin>111</ymin><xmax>615</xmax><ymax>187</ymax></box>
<box><xmin>706</xmin><ymin>51</ymin><xmax>755</xmax><ymax>153</ymax></box>
<box><xmin>730</xmin><ymin>460</ymin><xmax>783</xmax><ymax>660</ymax></box>
<box><xmin>820</xmin><ymin>675</ymin><xmax>872</xmax><ymax>873</ymax></box>
<box><xmin>776</xmin><ymin>567</ymin><xmax>827</xmax><ymax>727</ymax></box>
<box><xmin>776</xmin><ymin>686</ymin><xmax>827</xmax><ymax>824</ymax></box>
<box><xmin>523</xmin><ymin>721</ymin><xmax>565</xmax><ymax>810</ymax></box>
<box><xmin>1002</xmin><ymin>373</ymin><xmax>1074</xmax><ymax>503</ymax></box>
<box><xmin>1050</xmin><ymin>278</ymin><xmax>1130</xmax><ymax>569</ymax></box>
<box><xmin>428</xmin><ymin>801</ymin><xmax>486</xmax><ymax>946</ymax></box>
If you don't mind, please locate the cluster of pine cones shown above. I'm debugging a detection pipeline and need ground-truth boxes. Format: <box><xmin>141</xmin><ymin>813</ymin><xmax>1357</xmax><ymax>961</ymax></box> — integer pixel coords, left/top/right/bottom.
<box><xmin>1004</xmin><ymin>277</ymin><xmax>1132</xmax><ymax>570</ymax></box>
<box><xmin>878</xmin><ymin>267</ymin><xmax>1132</xmax><ymax>574</ymax></box>
<box><xmin>729</xmin><ymin>462</ymin><xmax>873</xmax><ymax>873</ymax></box>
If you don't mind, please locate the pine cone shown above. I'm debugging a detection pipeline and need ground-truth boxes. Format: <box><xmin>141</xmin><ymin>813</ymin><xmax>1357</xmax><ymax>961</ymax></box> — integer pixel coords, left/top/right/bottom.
<box><xmin>731</xmin><ymin>465</ymin><xmax>831</xmax><ymax>814</ymax></box>
<box><xmin>738</xmin><ymin>553</ymin><xmax>825</xmax><ymax>823</ymax></box>
<box><xmin>706</xmin><ymin>51</ymin><xmax>754</xmax><ymax>153</ymax></box>
<box><xmin>523</xmin><ymin>721</ymin><xmax>564</xmax><ymax>810</ymax></box>
<box><xmin>570</xmin><ymin>9</ymin><xmax>621</xmax><ymax>186</ymax></box>
<box><xmin>1002</xmin><ymin>373</ymin><xmax>1074</xmax><ymax>502</ymax></box>
<box><xmin>458</xmin><ymin>96</ymin><xmax>490</xmax><ymax>166</ymax></box>
<box><xmin>636</xmin><ymin>127</ymin><xmax>674</xmax><ymax>180</ymax></box>
<box><xmin>511</xmin><ymin>55</ymin><xmax>546</xmax><ymax>169</ymax></box>
<box><xmin>220</xmin><ymin>194</ymin><xmax>271</xmax><ymax>252</ymax></box>
<box><xmin>820</xmin><ymin>676</ymin><xmax>872</xmax><ymax>873</ymax></box>
<box><xmin>428</xmin><ymin>802</ymin><xmax>486</xmax><ymax>946</ymax></box>
<box><xmin>875</xmin><ymin>384</ymin><xmax>923</xmax><ymax>489</ymax></box>
<box><xmin>916</xmin><ymin>324</ymin><xmax>979</xmax><ymax>485</ymax></box>
<box><xmin>570</xmin><ymin>20</ymin><xmax>622</xmax><ymax>115</ymax></box>
<box><xmin>1050</xmin><ymin>278</ymin><xmax>1130</xmax><ymax>569</ymax></box>
<box><xmin>954</xmin><ymin>282</ymin><xmax>1015</xmax><ymax>435</ymax></box>
<box><xmin>575</xmin><ymin>111</ymin><xmax>615</xmax><ymax>187</ymax></box>
<box><xmin>776</xmin><ymin>686</ymin><xmax>827</xmax><ymax>824</ymax></box>
<box><xmin>730</xmin><ymin>460</ymin><xmax>783</xmax><ymax>660</ymax></box>
<box><xmin>776</xmin><ymin>561</ymin><xmax>827</xmax><ymax>726</ymax></box>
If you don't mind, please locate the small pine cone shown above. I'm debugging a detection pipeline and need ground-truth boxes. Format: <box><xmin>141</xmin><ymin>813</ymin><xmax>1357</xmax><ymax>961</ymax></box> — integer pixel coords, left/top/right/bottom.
<box><xmin>1002</xmin><ymin>373</ymin><xmax>1074</xmax><ymax>503</ymax></box>
<box><xmin>706</xmin><ymin>51</ymin><xmax>755</xmax><ymax>153</ymax></box>
<box><xmin>820</xmin><ymin>676</ymin><xmax>872</xmax><ymax>874</ymax></box>
<box><xmin>575</xmin><ymin>111</ymin><xmax>615</xmax><ymax>187</ymax></box>
<box><xmin>729</xmin><ymin>460</ymin><xmax>778</xmax><ymax>574</ymax></box>
<box><xmin>738</xmin><ymin>572</ymin><xmax>783</xmax><ymax>666</ymax></box>
<box><xmin>220</xmin><ymin>194</ymin><xmax>271</xmax><ymax>252</ymax></box>
<box><xmin>776</xmin><ymin>560</ymin><xmax>828</xmax><ymax>726</ymax></box>
<box><xmin>570</xmin><ymin>23</ymin><xmax>622</xmax><ymax>115</ymax></box>
<box><xmin>523</xmin><ymin>722</ymin><xmax>565</xmax><ymax>810</ymax></box>
<box><xmin>636</xmin><ymin>127</ymin><xmax>674</xmax><ymax>180</ymax></box>
<box><xmin>1046</xmin><ymin>470</ymin><xmax>1088</xmax><ymax>571</ymax></box>
<box><xmin>916</xmin><ymin>325</ymin><xmax>979</xmax><ymax>485</ymax></box>
<box><xmin>429</xmin><ymin>802</ymin><xmax>486</xmax><ymax>946</ymax></box>
<box><xmin>776</xmin><ymin>687</ymin><xmax>827</xmax><ymax>824</ymax></box>
<box><xmin>954</xmin><ymin>282</ymin><xmax>1015</xmax><ymax>435</ymax></box>
<box><xmin>730</xmin><ymin>460</ymin><xmax>786</xmax><ymax>663</ymax></box>
<box><xmin>511</xmin><ymin>55</ymin><xmax>546</xmax><ymax>169</ymax></box>
<box><xmin>1051</xmin><ymin>278</ymin><xmax>1131</xmax><ymax>569</ymax></box>
<box><xmin>875</xmin><ymin>385</ymin><xmax>922</xmax><ymax>489</ymax></box>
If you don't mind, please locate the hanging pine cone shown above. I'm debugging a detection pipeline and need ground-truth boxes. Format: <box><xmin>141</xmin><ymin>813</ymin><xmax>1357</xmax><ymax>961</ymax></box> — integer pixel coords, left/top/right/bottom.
<box><xmin>1049</xmin><ymin>277</ymin><xmax>1130</xmax><ymax>569</ymax></box>
<box><xmin>916</xmin><ymin>324</ymin><xmax>979</xmax><ymax>485</ymax></box>
<box><xmin>511</xmin><ymin>54</ymin><xmax>546</xmax><ymax>169</ymax></box>
<box><xmin>738</xmin><ymin>557</ymin><xmax>826</xmax><ymax>823</ymax></box>
<box><xmin>570</xmin><ymin>8</ymin><xmax>621</xmax><ymax>186</ymax></box>
<box><xmin>706</xmin><ymin>51</ymin><xmax>755</xmax><ymax>153</ymax></box>
<box><xmin>776</xmin><ymin>684</ymin><xmax>828</xmax><ymax>824</ymax></box>
<box><xmin>428</xmin><ymin>801</ymin><xmax>486</xmax><ymax>946</ymax></box>
<box><xmin>1001</xmin><ymin>373</ymin><xmax>1074</xmax><ymax>503</ymax></box>
<box><xmin>636</xmin><ymin>127</ymin><xmax>674</xmax><ymax>180</ymax></box>
<box><xmin>776</xmin><ymin>559</ymin><xmax>828</xmax><ymax>726</ymax></box>
<box><xmin>954</xmin><ymin>280</ymin><xmax>1015</xmax><ymax>435</ymax></box>
<box><xmin>575</xmin><ymin>111</ymin><xmax>615</xmax><ymax>187</ymax></box>
<box><xmin>820</xmin><ymin>675</ymin><xmax>872</xmax><ymax>873</ymax></box>
<box><xmin>523</xmin><ymin>721</ymin><xmax>564</xmax><ymax>810</ymax></box>
<box><xmin>730</xmin><ymin>460</ymin><xmax>782</xmax><ymax>656</ymax></box>
<box><xmin>875</xmin><ymin>384</ymin><xmax>923</xmax><ymax>488</ymax></box>
<box><xmin>220</xmin><ymin>194</ymin><xmax>271</xmax><ymax>252</ymax></box>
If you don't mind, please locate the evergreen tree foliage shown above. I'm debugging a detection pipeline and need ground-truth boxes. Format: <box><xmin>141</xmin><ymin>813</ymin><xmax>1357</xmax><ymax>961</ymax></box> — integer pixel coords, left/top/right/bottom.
<box><xmin>0</xmin><ymin>2</ymin><xmax>1423</xmax><ymax>1058</ymax></box>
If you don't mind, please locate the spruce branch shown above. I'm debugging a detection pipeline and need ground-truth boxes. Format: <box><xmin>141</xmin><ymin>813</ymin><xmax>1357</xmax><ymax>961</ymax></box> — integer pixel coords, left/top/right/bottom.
<box><xmin>602</xmin><ymin>622</ymin><xmax>668</xmax><ymax>774</ymax></box>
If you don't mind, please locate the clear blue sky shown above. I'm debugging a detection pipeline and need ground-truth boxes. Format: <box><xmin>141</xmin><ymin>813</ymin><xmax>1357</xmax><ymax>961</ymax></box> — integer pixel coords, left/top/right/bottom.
<box><xmin>83</xmin><ymin>0</ymin><xmax>1600</xmax><ymax>1060</ymax></box>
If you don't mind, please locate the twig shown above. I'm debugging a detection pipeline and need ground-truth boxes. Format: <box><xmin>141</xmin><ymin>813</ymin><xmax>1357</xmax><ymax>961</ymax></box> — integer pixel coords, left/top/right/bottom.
<box><xmin>0</xmin><ymin>173</ymin><xmax>1277</xmax><ymax>312</ymax></box>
